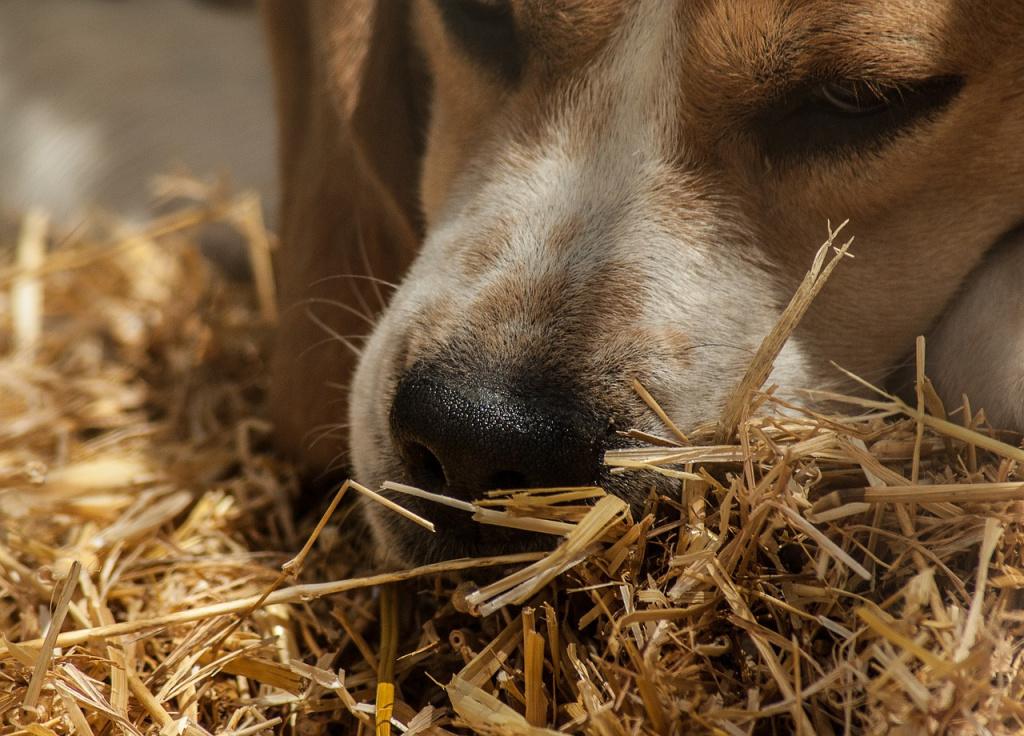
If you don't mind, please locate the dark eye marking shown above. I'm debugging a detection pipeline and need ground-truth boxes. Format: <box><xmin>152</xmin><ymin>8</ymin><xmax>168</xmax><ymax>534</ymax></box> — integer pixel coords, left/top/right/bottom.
<box><xmin>434</xmin><ymin>0</ymin><xmax>522</xmax><ymax>85</ymax></box>
<box><xmin>757</xmin><ymin>75</ymin><xmax>965</xmax><ymax>160</ymax></box>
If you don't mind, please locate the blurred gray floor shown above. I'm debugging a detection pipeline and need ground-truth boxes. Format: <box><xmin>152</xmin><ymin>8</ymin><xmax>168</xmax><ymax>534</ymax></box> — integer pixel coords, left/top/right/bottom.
<box><xmin>0</xmin><ymin>0</ymin><xmax>277</xmax><ymax>226</ymax></box>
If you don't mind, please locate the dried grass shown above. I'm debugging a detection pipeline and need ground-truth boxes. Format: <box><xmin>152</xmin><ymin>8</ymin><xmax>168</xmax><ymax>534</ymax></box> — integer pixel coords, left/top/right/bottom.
<box><xmin>2</xmin><ymin>190</ymin><xmax>1024</xmax><ymax>735</ymax></box>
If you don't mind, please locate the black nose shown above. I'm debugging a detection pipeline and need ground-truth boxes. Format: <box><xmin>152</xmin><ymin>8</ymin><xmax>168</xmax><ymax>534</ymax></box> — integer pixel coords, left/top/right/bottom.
<box><xmin>389</xmin><ymin>367</ymin><xmax>605</xmax><ymax>502</ymax></box>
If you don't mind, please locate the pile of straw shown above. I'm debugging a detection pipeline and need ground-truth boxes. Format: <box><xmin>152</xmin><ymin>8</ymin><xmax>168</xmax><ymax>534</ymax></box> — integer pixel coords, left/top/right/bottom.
<box><xmin>2</xmin><ymin>197</ymin><xmax>1023</xmax><ymax>735</ymax></box>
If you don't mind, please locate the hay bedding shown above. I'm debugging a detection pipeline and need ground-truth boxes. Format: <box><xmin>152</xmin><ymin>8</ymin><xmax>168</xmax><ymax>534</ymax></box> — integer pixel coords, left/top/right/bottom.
<box><xmin>1</xmin><ymin>193</ymin><xmax>1024</xmax><ymax>736</ymax></box>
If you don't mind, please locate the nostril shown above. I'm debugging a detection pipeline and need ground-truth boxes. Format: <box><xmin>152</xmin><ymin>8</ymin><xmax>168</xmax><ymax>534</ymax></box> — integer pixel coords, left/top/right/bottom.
<box><xmin>487</xmin><ymin>469</ymin><xmax>528</xmax><ymax>491</ymax></box>
<box><xmin>404</xmin><ymin>442</ymin><xmax>447</xmax><ymax>493</ymax></box>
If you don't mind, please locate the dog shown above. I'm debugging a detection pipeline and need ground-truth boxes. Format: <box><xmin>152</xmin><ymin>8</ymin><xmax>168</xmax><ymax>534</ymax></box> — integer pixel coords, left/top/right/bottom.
<box><xmin>263</xmin><ymin>0</ymin><xmax>1024</xmax><ymax>565</ymax></box>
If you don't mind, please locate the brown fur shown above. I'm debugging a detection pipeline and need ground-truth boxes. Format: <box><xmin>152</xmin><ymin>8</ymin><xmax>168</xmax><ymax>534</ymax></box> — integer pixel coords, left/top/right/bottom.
<box><xmin>264</xmin><ymin>0</ymin><xmax>1024</xmax><ymax>560</ymax></box>
<box><xmin>263</xmin><ymin>1</ymin><xmax>425</xmax><ymax>471</ymax></box>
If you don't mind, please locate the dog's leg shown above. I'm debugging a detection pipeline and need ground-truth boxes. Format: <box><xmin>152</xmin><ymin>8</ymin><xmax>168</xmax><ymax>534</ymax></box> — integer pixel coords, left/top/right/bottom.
<box><xmin>927</xmin><ymin>228</ymin><xmax>1024</xmax><ymax>431</ymax></box>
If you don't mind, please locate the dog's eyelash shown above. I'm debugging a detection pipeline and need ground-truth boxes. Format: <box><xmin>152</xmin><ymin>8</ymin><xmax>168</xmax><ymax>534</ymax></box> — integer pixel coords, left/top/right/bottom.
<box><xmin>757</xmin><ymin>75</ymin><xmax>965</xmax><ymax>161</ymax></box>
<box><xmin>435</xmin><ymin>0</ymin><xmax>522</xmax><ymax>84</ymax></box>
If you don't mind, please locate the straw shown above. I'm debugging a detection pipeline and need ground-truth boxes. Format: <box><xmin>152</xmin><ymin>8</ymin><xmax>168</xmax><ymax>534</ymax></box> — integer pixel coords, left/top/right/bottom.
<box><xmin>3</xmin><ymin>191</ymin><xmax>1023</xmax><ymax>734</ymax></box>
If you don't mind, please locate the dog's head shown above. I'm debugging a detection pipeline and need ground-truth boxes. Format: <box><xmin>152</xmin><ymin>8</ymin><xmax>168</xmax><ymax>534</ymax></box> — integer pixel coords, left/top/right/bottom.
<box><xmin>266</xmin><ymin>0</ymin><xmax>1024</xmax><ymax>564</ymax></box>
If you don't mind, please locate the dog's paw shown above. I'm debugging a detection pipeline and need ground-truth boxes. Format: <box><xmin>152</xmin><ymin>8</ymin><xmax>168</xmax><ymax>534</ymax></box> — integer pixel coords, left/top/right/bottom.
<box><xmin>927</xmin><ymin>227</ymin><xmax>1024</xmax><ymax>432</ymax></box>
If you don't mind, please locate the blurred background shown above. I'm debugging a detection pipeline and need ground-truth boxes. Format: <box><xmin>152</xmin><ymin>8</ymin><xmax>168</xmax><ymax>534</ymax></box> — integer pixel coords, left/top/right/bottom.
<box><xmin>0</xmin><ymin>0</ymin><xmax>277</xmax><ymax>229</ymax></box>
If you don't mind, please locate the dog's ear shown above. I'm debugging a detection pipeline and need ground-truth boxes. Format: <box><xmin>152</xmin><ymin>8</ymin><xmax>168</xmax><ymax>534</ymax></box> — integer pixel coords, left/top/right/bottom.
<box><xmin>262</xmin><ymin>0</ymin><xmax>428</xmax><ymax>474</ymax></box>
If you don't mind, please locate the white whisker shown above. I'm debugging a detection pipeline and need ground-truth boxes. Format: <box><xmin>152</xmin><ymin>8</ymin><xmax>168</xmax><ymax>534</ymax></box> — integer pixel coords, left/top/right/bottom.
<box><xmin>304</xmin><ymin>308</ymin><xmax>363</xmax><ymax>358</ymax></box>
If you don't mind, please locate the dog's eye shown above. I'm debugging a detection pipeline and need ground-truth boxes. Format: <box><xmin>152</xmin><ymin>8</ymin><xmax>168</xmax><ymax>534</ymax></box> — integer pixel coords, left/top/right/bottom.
<box><xmin>815</xmin><ymin>79</ymin><xmax>891</xmax><ymax>116</ymax></box>
<box><xmin>435</xmin><ymin>0</ymin><xmax>521</xmax><ymax>84</ymax></box>
<box><xmin>758</xmin><ymin>76</ymin><xmax>964</xmax><ymax>160</ymax></box>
